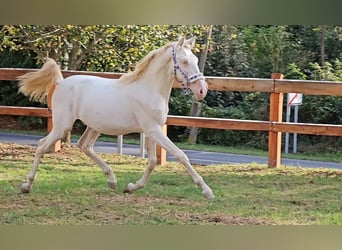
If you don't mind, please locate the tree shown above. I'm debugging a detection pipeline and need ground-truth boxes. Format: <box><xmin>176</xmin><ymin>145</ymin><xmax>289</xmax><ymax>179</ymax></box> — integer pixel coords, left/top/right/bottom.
<box><xmin>319</xmin><ymin>25</ymin><xmax>326</xmax><ymax>65</ymax></box>
<box><xmin>0</xmin><ymin>25</ymin><xmax>207</xmax><ymax>72</ymax></box>
<box><xmin>187</xmin><ymin>25</ymin><xmax>213</xmax><ymax>144</ymax></box>
<box><xmin>242</xmin><ymin>25</ymin><xmax>293</xmax><ymax>76</ymax></box>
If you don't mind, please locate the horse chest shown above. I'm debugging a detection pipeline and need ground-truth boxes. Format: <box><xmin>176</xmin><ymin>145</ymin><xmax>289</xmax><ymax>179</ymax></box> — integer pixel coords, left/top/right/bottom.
<box><xmin>133</xmin><ymin>95</ymin><xmax>169</xmax><ymax>126</ymax></box>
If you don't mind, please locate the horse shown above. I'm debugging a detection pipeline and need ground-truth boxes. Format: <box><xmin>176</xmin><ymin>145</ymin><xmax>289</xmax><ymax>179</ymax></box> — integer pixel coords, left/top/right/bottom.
<box><xmin>17</xmin><ymin>36</ymin><xmax>214</xmax><ymax>199</ymax></box>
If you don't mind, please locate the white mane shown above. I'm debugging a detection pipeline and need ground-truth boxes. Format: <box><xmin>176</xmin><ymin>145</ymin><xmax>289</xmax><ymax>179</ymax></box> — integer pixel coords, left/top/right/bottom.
<box><xmin>120</xmin><ymin>42</ymin><xmax>173</xmax><ymax>84</ymax></box>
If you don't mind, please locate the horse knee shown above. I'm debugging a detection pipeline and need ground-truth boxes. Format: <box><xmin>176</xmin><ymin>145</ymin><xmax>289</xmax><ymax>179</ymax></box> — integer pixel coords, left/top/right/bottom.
<box><xmin>36</xmin><ymin>143</ymin><xmax>50</xmax><ymax>155</ymax></box>
<box><xmin>176</xmin><ymin>152</ymin><xmax>190</xmax><ymax>164</ymax></box>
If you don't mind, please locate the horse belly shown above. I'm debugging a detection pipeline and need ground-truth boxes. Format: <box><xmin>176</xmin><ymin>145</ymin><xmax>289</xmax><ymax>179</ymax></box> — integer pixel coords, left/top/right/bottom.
<box><xmin>82</xmin><ymin>109</ymin><xmax>141</xmax><ymax>135</ymax></box>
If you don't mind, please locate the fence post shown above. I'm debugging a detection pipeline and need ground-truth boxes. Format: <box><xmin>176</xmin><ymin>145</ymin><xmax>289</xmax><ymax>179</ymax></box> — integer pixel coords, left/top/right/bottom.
<box><xmin>268</xmin><ymin>73</ymin><xmax>284</xmax><ymax>168</ymax></box>
<box><xmin>47</xmin><ymin>84</ymin><xmax>61</xmax><ymax>152</ymax></box>
<box><xmin>117</xmin><ymin>135</ymin><xmax>123</xmax><ymax>154</ymax></box>
<box><xmin>156</xmin><ymin>124</ymin><xmax>167</xmax><ymax>166</ymax></box>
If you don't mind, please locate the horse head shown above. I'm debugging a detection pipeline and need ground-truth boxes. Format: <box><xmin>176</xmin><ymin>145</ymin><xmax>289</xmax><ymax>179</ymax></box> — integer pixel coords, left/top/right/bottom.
<box><xmin>172</xmin><ymin>36</ymin><xmax>208</xmax><ymax>100</ymax></box>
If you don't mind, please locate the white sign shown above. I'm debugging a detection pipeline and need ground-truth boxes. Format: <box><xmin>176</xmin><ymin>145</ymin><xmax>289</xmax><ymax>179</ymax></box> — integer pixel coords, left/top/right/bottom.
<box><xmin>287</xmin><ymin>93</ymin><xmax>303</xmax><ymax>106</ymax></box>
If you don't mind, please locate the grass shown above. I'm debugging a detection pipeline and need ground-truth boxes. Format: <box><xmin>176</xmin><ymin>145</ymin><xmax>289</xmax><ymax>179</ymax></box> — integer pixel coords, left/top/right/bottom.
<box><xmin>0</xmin><ymin>142</ymin><xmax>341</xmax><ymax>225</ymax></box>
<box><xmin>1</xmin><ymin>128</ymin><xmax>341</xmax><ymax>163</ymax></box>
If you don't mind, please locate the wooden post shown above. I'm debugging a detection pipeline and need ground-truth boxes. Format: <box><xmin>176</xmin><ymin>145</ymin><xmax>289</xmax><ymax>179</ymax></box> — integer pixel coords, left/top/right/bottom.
<box><xmin>268</xmin><ymin>73</ymin><xmax>284</xmax><ymax>167</ymax></box>
<box><xmin>156</xmin><ymin>124</ymin><xmax>167</xmax><ymax>166</ymax></box>
<box><xmin>47</xmin><ymin>84</ymin><xmax>61</xmax><ymax>152</ymax></box>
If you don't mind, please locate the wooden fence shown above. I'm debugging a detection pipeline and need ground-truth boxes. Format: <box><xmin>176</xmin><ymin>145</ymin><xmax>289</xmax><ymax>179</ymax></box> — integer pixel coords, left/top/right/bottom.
<box><xmin>1</xmin><ymin>68</ymin><xmax>342</xmax><ymax>167</ymax></box>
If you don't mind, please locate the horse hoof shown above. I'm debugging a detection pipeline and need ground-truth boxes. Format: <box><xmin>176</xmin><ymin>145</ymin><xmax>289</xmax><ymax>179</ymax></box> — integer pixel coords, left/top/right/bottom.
<box><xmin>108</xmin><ymin>181</ymin><xmax>117</xmax><ymax>190</ymax></box>
<box><xmin>21</xmin><ymin>183</ymin><xmax>31</xmax><ymax>193</ymax></box>
<box><xmin>123</xmin><ymin>183</ymin><xmax>134</xmax><ymax>193</ymax></box>
<box><xmin>202</xmin><ymin>189</ymin><xmax>215</xmax><ymax>200</ymax></box>
<box><xmin>123</xmin><ymin>187</ymin><xmax>132</xmax><ymax>193</ymax></box>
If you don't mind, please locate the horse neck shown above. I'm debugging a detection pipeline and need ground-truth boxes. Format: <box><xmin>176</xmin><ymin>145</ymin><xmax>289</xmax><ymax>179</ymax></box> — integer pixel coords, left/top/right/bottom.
<box><xmin>142</xmin><ymin>49</ymin><xmax>173</xmax><ymax>99</ymax></box>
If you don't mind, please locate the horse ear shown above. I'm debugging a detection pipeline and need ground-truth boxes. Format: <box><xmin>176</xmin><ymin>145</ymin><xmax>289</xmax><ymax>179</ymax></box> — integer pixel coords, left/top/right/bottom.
<box><xmin>176</xmin><ymin>36</ymin><xmax>185</xmax><ymax>48</ymax></box>
<box><xmin>188</xmin><ymin>37</ymin><xmax>196</xmax><ymax>48</ymax></box>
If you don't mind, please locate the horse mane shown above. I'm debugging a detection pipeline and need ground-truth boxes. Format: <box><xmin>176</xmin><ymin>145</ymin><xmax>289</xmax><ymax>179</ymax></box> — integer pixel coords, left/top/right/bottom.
<box><xmin>120</xmin><ymin>42</ymin><xmax>173</xmax><ymax>84</ymax></box>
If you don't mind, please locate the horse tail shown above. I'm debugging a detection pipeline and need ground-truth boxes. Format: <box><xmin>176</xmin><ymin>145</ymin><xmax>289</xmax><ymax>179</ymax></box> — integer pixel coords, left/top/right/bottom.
<box><xmin>17</xmin><ymin>58</ymin><xmax>64</xmax><ymax>103</ymax></box>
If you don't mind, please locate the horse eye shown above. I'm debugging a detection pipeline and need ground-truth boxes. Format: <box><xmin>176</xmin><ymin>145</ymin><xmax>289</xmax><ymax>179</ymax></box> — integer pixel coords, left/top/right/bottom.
<box><xmin>183</xmin><ymin>60</ymin><xmax>189</xmax><ymax>65</ymax></box>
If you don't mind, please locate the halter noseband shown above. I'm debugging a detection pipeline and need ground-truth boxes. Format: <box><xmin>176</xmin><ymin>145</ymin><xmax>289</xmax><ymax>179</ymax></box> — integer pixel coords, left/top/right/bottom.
<box><xmin>171</xmin><ymin>44</ymin><xmax>205</xmax><ymax>94</ymax></box>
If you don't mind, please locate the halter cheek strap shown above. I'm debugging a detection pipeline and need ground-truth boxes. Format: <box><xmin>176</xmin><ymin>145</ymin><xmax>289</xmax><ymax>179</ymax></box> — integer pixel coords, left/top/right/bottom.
<box><xmin>172</xmin><ymin>44</ymin><xmax>205</xmax><ymax>94</ymax></box>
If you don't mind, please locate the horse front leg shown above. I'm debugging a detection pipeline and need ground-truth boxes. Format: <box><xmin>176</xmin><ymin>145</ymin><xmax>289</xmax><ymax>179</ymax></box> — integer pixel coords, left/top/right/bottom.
<box><xmin>149</xmin><ymin>127</ymin><xmax>214</xmax><ymax>200</ymax></box>
<box><xmin>124</xmin><ymin>136</ymin><xmax>157</xmax><ymax>193</ymax></box>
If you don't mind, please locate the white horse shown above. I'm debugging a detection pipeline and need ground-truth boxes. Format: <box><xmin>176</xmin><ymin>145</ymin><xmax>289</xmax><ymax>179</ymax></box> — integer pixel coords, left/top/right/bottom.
<box><xmin>17</xmin><ymin>36</ymin><xmax>214</xmax><ymax>199</ymax></box>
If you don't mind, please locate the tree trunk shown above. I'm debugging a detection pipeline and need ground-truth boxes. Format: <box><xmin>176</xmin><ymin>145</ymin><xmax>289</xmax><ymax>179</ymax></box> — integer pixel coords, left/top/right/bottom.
<box><xmin>319</xmin><ymin>25</ymin><xmax>326</xmax><ymax>65</ymax></box>
<box><xmin>61</xmin><ymin>50</ymin><xmax>72</xmax><ymax>144</ymax></box>
<box><xmin>187</xmin><ymin>25</ymin><xmax>213</xmax><ymax>144</ymax></box>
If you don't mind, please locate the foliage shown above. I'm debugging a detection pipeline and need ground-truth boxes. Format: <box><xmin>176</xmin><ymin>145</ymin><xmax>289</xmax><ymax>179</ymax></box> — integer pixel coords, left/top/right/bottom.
<box><xmin>0</xmin><ymin>50</ymin><xmax>44</xmax><ymax>129</ymax></box>
<box><xmin>167</xmin><ymin>89</ymin><xmax>193</xmax><ymax>141</ymax></box>
<box><xmin>0</xmin><ymin>49</ymin><xmax>37</xmax><ymax>106</ymax></box>
<box><xmin>197</xmin><ymin>25</ymin><xmax>342</xmax><ymax>152</ymax></box>
<box><xmin>242</xmin><ymin>25</ymin><xmax>310</xmax><ymax>77</ymax></box>
<box><xmin>197</xmin><ymin>105</ymin><xmax>249</xmax><ymax>146</ymax></box>
<box><xmin>194</xmin><ymin>102</ymin><xmax>268</xmax><ymax>149</ymax></box>
<box><xmin>205</xmin><ymin>25</ymin><xmax>254</xmax><ymax>77</ymax></box>
<box><xmin>287</xmin><ymin>61</ymin><xmax>342</xmax><ymax>125</ymax></box>
<box><xmin>287</xmin><ymin>25</ymin><xmax>342</xmax><ymax>65</ymax></box>
<box><xmin>0</xmin><ymin>25</ymin><xmax>206</xmax><ymax>71</ymax></box>
<box><xmin>284</xmin><ymin>61</ymin><xmax>342</xmax><ymax>153</ymax></box>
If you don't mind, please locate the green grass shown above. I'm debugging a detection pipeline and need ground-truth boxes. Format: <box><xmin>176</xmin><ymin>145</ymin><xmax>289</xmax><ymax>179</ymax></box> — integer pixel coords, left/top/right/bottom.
<box><xmin>1</xmin><ymin>128</ymin><xmax>341</xmax><ymax>163</ymax></box>
<box><xmin>0</xmin><ymin>142</ymin><xmax>341</xmax><ymax>225</ymax></box>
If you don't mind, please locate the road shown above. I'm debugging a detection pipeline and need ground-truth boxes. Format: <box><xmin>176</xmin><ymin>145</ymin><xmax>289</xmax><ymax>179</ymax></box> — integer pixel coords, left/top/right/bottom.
<box><xmin>0</xmin><ymin>132</ymin><xmax>341</xmax><ymax>170</ymax></box>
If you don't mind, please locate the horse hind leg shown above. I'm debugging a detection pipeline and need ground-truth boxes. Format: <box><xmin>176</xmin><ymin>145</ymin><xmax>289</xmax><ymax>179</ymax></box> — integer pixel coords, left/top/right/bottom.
<box><xmin>124</xmin><ymin>136</ymin><xmax>157</xmax><ymax>193</ymax></box>
<box><xmin>21</xmin><ymin>128</ymin><xmax>66</xmax><ymax>193</ymax></box>
<box><xmin>77</xmin><ymin>127</ymin><xmax>117</xmax><ymax>189</ymax></box>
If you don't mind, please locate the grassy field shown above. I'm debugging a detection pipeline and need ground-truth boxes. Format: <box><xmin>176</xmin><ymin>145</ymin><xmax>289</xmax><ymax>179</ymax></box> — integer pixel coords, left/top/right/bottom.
<box><xmin>0</xmin><ymin>142</ymin><xmax>341</xmax><ymax>225</ymax></box>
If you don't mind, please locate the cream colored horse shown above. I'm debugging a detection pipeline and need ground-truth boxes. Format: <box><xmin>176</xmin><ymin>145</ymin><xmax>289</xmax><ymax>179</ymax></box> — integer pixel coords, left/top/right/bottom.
<box><xmin>18</xmin><ymin>36</ymin><xmax>214</xmax><ymax>199</ymax></box>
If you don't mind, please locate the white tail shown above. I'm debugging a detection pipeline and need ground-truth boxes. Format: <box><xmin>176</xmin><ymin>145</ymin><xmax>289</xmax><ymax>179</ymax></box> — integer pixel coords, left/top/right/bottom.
<box><xmin>17</xmin><ymin>58</ymin><xmax>63</xmax><ymax>103</ymax></box>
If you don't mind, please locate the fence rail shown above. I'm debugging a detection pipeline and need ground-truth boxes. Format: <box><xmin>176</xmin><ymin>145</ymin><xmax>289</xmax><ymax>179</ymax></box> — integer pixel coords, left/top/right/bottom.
<box><xmin>166</xmin><ymin>115</ymin><xmax>342</xmax><ymax>136</ymax></box>
<box><xmin>1</xmin><ymin>68</ymin><xmax>341</xmax><ymax>167</ymax></box>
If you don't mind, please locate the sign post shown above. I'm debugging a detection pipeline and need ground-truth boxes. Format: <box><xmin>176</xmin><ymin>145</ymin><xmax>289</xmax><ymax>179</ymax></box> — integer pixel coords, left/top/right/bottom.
<box><xmin>285</xmin><ymin>92</ymin><xmax>303</xmax><ymax>154</ymax></box>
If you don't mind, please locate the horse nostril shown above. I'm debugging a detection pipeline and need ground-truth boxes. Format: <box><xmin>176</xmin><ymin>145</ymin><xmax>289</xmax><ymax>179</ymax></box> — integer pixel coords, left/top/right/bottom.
<box><xmin>200</xmin><ymin>89</ymin><xmax>203</xmax><ymax>95</ymax></box>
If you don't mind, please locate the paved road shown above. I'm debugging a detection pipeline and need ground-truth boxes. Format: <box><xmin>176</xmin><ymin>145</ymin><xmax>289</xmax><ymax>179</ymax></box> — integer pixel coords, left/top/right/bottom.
<box><xmin>0</xmin><ymin>132</ymin><xmax>341</xmax><ymax>170</ymax></box>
